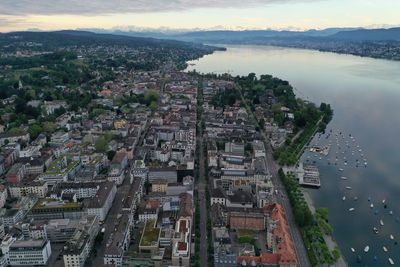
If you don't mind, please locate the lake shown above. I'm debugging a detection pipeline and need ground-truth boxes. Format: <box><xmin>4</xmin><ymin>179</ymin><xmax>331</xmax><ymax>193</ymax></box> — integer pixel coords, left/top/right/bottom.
<box><xmin>186</xmin><ymin>45</ymin><xmax>400</xmax><ymax>267</ymax></box>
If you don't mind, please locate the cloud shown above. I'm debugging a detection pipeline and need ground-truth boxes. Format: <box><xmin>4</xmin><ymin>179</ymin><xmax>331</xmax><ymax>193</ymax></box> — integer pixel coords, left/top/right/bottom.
<box><xmin>0</xmin><ymin>0</ymin><xmax>317</xmax><ymax>15</ymax></box>
<box><xmin>0</xmin><ymin>16</ymin><xmax>30</xmax><ymax>27</ymax></box>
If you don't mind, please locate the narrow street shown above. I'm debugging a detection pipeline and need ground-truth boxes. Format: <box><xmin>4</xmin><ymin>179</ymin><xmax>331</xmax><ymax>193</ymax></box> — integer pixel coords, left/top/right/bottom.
<box><xmin>196</xmin><ymin>79</ymin><xmax>209</xmax><ymax>267</ymax></box>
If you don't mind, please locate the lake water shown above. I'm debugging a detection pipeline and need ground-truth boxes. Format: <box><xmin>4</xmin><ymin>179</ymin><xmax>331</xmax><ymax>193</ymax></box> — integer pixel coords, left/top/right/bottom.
<box><xmin>186</xmin><ymin>45</ymin><xmax>400</xmax><ymax>267</ymax></box>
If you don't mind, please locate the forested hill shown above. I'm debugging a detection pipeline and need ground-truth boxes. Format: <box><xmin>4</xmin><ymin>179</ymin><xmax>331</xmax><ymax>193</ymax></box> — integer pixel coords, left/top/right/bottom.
<box><xmin>0</xmin><ymin>30</ymin><xmax>222</xmax><ymax>52</ymax></box>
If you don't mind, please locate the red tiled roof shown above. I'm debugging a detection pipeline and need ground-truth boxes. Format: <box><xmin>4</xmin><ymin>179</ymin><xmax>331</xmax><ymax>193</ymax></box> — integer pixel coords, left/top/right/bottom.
<box><xmin>179</xmin><ymin>219</ymin><xmax>187</xmax><ymax>233</ymax></box>
<box><xmin>177</xmin><ymin>241</ymin><xmax>187</xmax><ymax>251</ymax></box>
<box><xmin>269</xmin><ymin>203</ymin><xmax>297</xmax><ymax>265</ymax></box>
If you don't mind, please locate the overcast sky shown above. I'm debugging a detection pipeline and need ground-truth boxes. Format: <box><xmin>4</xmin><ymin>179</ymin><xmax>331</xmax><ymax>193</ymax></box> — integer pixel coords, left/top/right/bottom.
<box><xmin>0</xmin><ymin>0</ymin><xmax>399</xmax><ymax>32</ymax></box>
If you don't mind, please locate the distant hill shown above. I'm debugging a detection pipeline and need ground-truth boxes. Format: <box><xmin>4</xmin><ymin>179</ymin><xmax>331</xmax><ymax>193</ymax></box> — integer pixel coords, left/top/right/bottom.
<box><xmin>78</xmin><ymin>28</ymin><xmax>360</xmax><ymax>42</ymax></box>
<box><xmin>329</xmin><ymin>27</ymin><xmax>400</xmax><ymax>41</ymax></box>
<box><xmin>0</xmin><ymin>30</ymin><xmax>219</xmax><ymax>51</ymax></box>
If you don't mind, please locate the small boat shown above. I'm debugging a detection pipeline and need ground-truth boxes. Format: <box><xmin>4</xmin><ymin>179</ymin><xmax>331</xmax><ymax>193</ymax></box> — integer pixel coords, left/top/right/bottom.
<box><xmin>373</xmin><ymin>227</ymin><xmax>379</xmax><ymax>234</ymax></box>
<box><xmin>370</xmin><ymin>203</ymin><xmax>374</xmax><ymax>208</ymax></box>
<box><xmin>354</xmin><ymin>197</ymin><xmax>358</xmax><ymax>201</ymax></box>
<box><xmin>346</xmin><ymin>186</ymin><xmax>352</xmax><ymax>190</ymax></box>
<box><xmin>364</xmin><ymin>246</ymin><xmax>370</xmax><ymax>252</ymax></box>
<box><xmin>349</xmin><ymin>208</ymin><xmax>355</xmax><ymax>212</ymax></box>
<box><xmin>350</xmin><ymin>247</ymin><xmax>355</xmax><ymax>253</ymax></box>
<box><xmin>380</xmin><ymin>219</ymin><xmax>384</xmax><ymax>226</ymax></box>
<box><xmin>389</xmin><ymin>258</ymin><xmax>394</xmax><ymax>265</ymax></box>
<box><xmin>341</xmin><ymin>176</ymin><xmax>348</xmax><ymax>180</ymax></box>
<box><xmin>383</xmin><ymin>246</ymin><xmax>388</xmax><ymax>252</ymax></box>
<box><xmin>389</xmin><ymin>210</ymin><xmax>393</xmax><ymax>215</ymax></box>
<box><xmin>339</xmin><ymin>168</ymin><xmax>344</xmax><ymax>171</ymax></box>
<box><xmin>382</xmin><ymin>199</ymin><xmax>386</xmax><ymax>204</ymax></box>
<box><xmin>390</xmin><ymin>234</ymin><xmax>394</xmax><ymax>240</ymax></box>
<box><xmin>342</xmin><ymin>196</ymin><xmax>346</xmax><ymax>201</ymax></box>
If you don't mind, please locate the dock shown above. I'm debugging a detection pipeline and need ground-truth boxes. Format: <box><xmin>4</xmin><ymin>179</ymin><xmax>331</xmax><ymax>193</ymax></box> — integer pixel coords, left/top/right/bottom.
<box><xmin>309</xmin><ymin>145</ymin><xmax>330</xmax><ymax>156</ymax></box>
<box><xmin>296</xmin><ymin>163</ymin><xmax>321</xmax><ymax>188</ymax></box>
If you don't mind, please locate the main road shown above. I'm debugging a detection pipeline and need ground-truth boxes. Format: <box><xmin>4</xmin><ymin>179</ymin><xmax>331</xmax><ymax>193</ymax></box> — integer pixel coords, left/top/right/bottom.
<box><xmin>264</xmin><ymin>145</ymin><xmax>311</xmax><ymax>267</ymax></box>
<box><xmin>196</xmin><ymin>79</ymin><xmax>209</xmax><ymax>267</ymax></box>
<box><xmin>197</xmin><ymin>136</ymin><xmax>208</xmax><ymax>267</ymax></box>
<box><xmin>236</xmin><ymin>85</ymin><xmax>311</xmax><ymax>267</ymax></box>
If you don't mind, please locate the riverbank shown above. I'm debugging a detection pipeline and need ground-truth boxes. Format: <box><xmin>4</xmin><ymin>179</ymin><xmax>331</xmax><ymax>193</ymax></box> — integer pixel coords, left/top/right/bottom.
<box><xmin>304</xmin><ymin>192</ymin><xmax>348</xmax><ymax>267</ymax></box>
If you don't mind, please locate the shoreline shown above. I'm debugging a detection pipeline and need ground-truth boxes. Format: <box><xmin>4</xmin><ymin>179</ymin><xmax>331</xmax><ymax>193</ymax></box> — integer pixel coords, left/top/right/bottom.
<box><xmin>303</xmin><ymin>191</ymin><xmax>348</xmax><ymax>267</ymax></box>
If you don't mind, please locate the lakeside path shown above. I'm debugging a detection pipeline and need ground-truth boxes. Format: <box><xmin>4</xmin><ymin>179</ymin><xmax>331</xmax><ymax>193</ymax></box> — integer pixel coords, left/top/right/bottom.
<box><xmin>304</xmin><ymin>192</ymin><xmax>348</xmax><ymax>267</ymax></box>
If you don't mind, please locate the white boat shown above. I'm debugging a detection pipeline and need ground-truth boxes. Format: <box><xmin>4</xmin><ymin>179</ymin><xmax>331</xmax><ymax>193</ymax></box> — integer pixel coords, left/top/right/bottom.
<box><xmin>370</xmin><ymin>203</ymin><xmax>374</xmax><ymax>208</ymax></box>
<box><xmin>346</xmin><ymin>186</ymin><xmax>352</xmax><ymax>190</ymax></box>
<box><xmin>350</xmin><ymin>247</ymin><xmax>355</xmax><ymax>253</ymax></box>
<box><xmin>383</xmin><ymin>246</ymin><xmax>388</xmax><ymax>252</ymax></box>
<box><xmin>349</xmin><ymin>208</ymin><xmax>355</xmax><ymax>212</ymax></box>
<box><xmin>341</xmin><ymin>176</ymin><xmax>348</xmax><ymax>180</ymax></box>
<box><xmin>339</xmin><ymin>168</ymin><xmax>344</xmax><ymax>171</ymax></box>
<box><xmin>342</xmin><ymin>196</ymin><xmax>346</xmax><ymax>201</ymax></box>
<box><xmin>382</xmin><ymin>199</ymin><xmax>386</xmax><ymax>204</ymax></box>
<box><xmin>390</xmin><ymin>234</ymin><xmax>394</xmax><ymax>240</ymax></box>
<box><xmin>380</xmin><ymin>219</ymin><xmax>384</xmax><ymax>226</ymax></box>
<box><xmin>364</xmin><ymin>246</ymin><xmax>370</xmax><ymax>252</ymax></box>
<box><xmin>373</xmin><ymin>227</ymin><xmax>379</xmax><ymax>234</ymax></box>
<box><xmin>389</xmin><ymin>210</ymin><xmax>393</xmax><ymax>215</ymax></box>
<box><xmin>389</xmin><ymin>258</ymin><xmax>394</xmax><ymax>265</ymax></box>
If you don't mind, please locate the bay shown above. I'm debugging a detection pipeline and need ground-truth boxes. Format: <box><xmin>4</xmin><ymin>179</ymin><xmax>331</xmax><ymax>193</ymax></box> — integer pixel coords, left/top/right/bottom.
<box><xmin>186</xmin><ymin>45</ymin><xmax>400</xmax><ymax>267</ymax></box>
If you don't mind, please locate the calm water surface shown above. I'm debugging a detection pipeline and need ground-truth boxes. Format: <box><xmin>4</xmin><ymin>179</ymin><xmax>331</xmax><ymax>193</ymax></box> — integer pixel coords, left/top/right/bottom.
<box><xmin>186</xmin><ymin>45</ymin><xmax>400</xmax><ymax>267</ymax></box>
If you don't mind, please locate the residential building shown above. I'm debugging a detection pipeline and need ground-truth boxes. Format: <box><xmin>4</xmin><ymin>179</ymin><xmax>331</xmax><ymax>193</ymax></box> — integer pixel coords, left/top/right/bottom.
<box><xmin>27</xmin><ymin>198</ymin><xmax>85</xmax><ymax>220</ymax></box>
<box><xmin>8</xmin><ymin>239</ymin><xmax>52</xmax><ymax>266</ymax></box>
<box><xmin>0</xmin><ymin>186</ymin><xmax>7</xmax><ymax>209</ymax></box>
<box><xmin>0</xmin><ymin>132</ymin><xmax>30</xmax><ymax>146</ymax></box>
<box><xmin>63</xmin><ymin>231</ymin><xmax>91</xmax><ymax>267</ymax></box>
<box><xmin>6</xmin><ymin>163</ymin><xmax>26</xmax><ymax>184</ymax></box>
<box><xmin>104</xmin><ymin>214</ymin><xmax>131</xmax><ymax>267</ymax></box>
<box><xmin>85</xmin><ymin>181</ymin><xmax>117</xmax><ymax>221</ymax></box>
<box><xmin>148</xmin><ymin>167</ymin><xmax>177</xmax><ymax>183</ymax></box>
<box><xmin>0</xmin><ymin>209</ymin><xmax>24</xmax><ymax>227</ymax></box>
<box><xmin>8</xmin><ymin>181</ymin><xmax>48</xmax><ymax>198</ymax></box>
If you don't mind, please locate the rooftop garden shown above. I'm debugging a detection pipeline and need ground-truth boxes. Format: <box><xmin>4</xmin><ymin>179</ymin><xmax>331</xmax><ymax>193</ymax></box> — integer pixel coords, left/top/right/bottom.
<box><xmin>46</xmin><ymin>157</ymin><xmax>80</xmax><ymax>175</ymax></box>
<box><xmin>140</xmin><ymin>219</ymin><xmax>160</xmax><ymax>247</ymax></box>
<box><xmin>32</xmin><ymin>198</ymin><xmax>81</xmax><ymax>210</ymax></box>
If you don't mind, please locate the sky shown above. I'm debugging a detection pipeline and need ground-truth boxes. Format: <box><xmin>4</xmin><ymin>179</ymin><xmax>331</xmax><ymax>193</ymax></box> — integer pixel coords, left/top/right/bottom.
<box><xmin>0</xmin><ymin>0</ymin><xmax>400</xmax><ymax>32</ymax></box>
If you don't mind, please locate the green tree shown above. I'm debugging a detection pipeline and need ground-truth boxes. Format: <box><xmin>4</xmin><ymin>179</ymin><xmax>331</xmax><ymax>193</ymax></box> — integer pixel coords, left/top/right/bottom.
<box><xmin>8</xmin><ymin>127</ymin><xmax>24</xmax><ymax>135</ymax></box>
<box><xmin>28</xmin><ymin>124</ymin><xmax>43</xmax><ymax>139</ymax></box>
<box><xmin>95</xmin><ymin>136</ymin><xmax>108</xmax><ymax>152</ymax></box>
<box><xmin>149</xmin><ymin>101</ymin><xmax>158</xmax><ymax>111</ymax></box>
<box><xmin>42</xmin><ymin>122</ymin><xmax>57</xmax><ymax>134</ymax></box>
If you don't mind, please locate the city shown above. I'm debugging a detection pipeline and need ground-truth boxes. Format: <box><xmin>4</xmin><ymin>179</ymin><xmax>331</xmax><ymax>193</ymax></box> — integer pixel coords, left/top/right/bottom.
<box><xmin>1</xmin><ymin>1</ymin><xmax>400</xmax><ymax>267</ymax></box>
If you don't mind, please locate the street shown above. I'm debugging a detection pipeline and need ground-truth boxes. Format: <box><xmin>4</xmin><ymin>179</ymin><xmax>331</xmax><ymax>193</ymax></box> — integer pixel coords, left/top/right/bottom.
<box><xmin>236</xmin><ymin>84</ymin><xmax>311</xmax><ymax>267</ymax></box>
<box><xmin>88</xmin><ymin>174</ymin><xmax>132</xmax><ymax>267</ymax></box>
<box><xmin>264</xmin><ymin>144</ymin><xmax>311</xmax><ymax>267</ymax></box>
<box><xmin>197</xmin><ymin>128</ymin><xmax>209</xmax><ymax>266</ymax></box>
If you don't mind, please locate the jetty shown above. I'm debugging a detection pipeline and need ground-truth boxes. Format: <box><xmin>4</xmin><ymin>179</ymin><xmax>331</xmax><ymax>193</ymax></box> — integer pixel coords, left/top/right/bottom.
<box><xmin>296</xmin><ymin>163</ymin><xmax>321</xmax><ymax>188</ymax></box>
